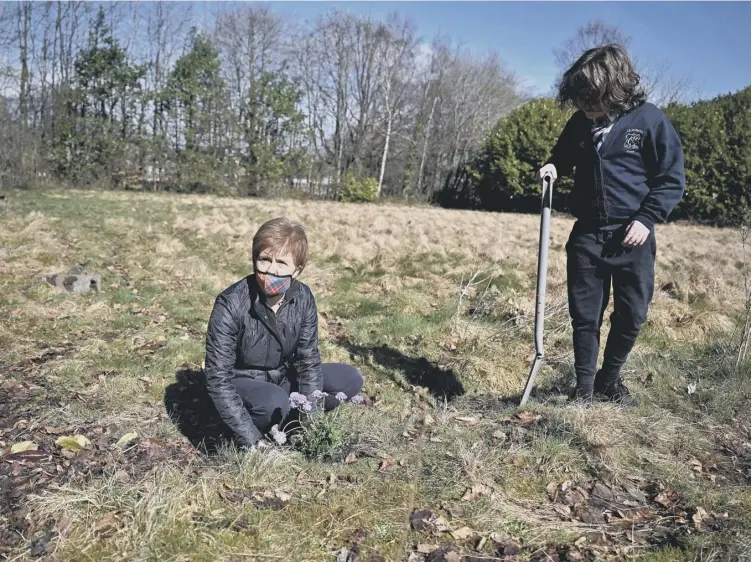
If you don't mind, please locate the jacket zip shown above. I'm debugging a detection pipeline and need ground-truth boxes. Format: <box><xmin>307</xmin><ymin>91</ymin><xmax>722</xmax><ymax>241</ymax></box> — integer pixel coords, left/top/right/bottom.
<box><xmin>594</xmin><ymin>150</ymin><xmax>610</xmax><ymax>222</ymax></box>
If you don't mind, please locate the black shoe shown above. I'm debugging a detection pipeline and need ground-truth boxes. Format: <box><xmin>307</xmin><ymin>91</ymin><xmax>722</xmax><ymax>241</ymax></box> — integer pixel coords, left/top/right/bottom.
<box><xmin>594</xmin><ymin>377</ymin><xmax>637</xmax><ymax>408</ymax></box>
<box><xmin>569</xmin><ymin>385</ymin><xmax>593</xmax><ymax>405</ymax></box>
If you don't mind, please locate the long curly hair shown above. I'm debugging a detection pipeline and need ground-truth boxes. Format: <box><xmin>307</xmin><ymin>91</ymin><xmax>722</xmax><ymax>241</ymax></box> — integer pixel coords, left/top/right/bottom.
<box><xmin>556</xmin><ymin>44</ymin><xmax>646</xmax><ymax>113</ymax></box>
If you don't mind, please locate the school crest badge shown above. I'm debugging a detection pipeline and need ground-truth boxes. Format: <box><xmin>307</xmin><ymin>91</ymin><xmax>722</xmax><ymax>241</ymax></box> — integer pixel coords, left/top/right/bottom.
<box><xmin>624</xmin><ymin>129</ymin><xmax>644</xmax><ymax>152</ymax></box>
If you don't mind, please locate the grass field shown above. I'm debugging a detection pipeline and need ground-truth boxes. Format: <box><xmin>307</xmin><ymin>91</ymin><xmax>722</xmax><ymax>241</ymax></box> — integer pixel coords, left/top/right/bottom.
<box><xmin>0</xmin><ymin>190</ymin><xmax>749</xmax><ymax>562</ymax></box>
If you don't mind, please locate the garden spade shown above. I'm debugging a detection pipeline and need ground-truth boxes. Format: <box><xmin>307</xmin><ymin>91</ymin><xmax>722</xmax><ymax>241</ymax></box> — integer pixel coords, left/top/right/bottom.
<box><xmin>520</xmin><ymin>175</ymin><xmax>554</xmax><ymax>406</ymax></box>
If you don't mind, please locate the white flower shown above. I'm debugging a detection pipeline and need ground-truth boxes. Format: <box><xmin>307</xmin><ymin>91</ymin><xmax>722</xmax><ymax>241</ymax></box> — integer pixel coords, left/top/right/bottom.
<box><xmin>270</xmin><ymin>424</ymin><xmax>287</xmax><ymax>445</ymax></box>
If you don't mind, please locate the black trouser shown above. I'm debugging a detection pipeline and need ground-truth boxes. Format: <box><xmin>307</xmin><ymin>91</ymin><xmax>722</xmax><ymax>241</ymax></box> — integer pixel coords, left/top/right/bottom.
<box><xmin>231</xmin><ymin>363</ymin><xmax>364</xmax><ymax>434</ymax></box>
<box><xmin>566</xmin><ymin>223</ymin><xmax>656</xmax><ymax>388</ymax></box>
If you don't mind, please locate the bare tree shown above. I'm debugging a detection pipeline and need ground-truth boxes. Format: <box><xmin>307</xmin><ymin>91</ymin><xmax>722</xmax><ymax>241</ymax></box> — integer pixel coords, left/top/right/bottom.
<box><xmin>553</xmin><ymin>20</ymin><xmax>629</xmax><ymax>71</ymax></box>
<box><xmin>17</xmin><ymin>1</ymin><xmax>32</xmax><ymax>129</ymax></box>
<box><xmin>309</xmin><ymin>11</ymin><xmax>353</xmax><ymax>188</ymax></box>
<box><xmin>428</xmin><ymin>46</ymin><xmax>522</xmax><ymax>194</ymax></box>
<box><xmin>142</xmin><ymin>2</ymin><xmax>191</xmax><ymax>139</ymax></box>
<box><xmin>553</xmin><ymin>20</ymin><xmax>694</xmax><ymax>106</ymax></box>
<box><xmin>374</xmin><ymin>15</ymin><xmax>417</xmax><ymax>196</ymax></box>
<box><xmin>640</xmin><ymin>60</ymin><xmax>697</xmax><ymax>107</ymax></box>
<box><xmin>0</xmin><ymin>3</ymin><xmax>528</xmax><ymax>198</ymax></box>
<box><xmin>404</xmin><ymin>36</ymin><xmax>452</xmax><ymax>197</ymax></box>
<box><xmin>348</xmin><ymin>16</ymin><xmax>386</xmax><ymax>175</ymax></box>
<box><xmin>292</xmin><ymin>27</ymin><xmax>329</xmax><ymax>195</ymax></box>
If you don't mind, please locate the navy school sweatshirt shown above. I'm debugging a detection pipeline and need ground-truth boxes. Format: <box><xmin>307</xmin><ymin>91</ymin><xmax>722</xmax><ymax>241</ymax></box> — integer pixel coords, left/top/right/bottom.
<box><xmin>547</xmin><ymin>102</ymin><xmax>686</xmax><ymax>230</ymax></box>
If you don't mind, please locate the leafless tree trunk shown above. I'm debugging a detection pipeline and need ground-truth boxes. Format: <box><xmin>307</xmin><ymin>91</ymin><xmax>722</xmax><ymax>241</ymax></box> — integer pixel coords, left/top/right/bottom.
<box><xmin>349</xmin><ymin>16</ymin><xmax>385</xmax><ymax>174</ymax></box>
<box><xmin>37</xmin><ymin>3</ymin><xmax>52</xmax><ymax>140</ymax></box>
<box><xmin>376</xmin><ymin>93</ymin><xmax>392</xmax><ymax>195</ymax></box>
<box><xmin>18</xmin><ymin>1</ymin><xmax>32</xmax><ymax>129</ymax></box>
<box><xmin>310</xmin><ymin>12</ymin><xmax>353</xmax><ymax>187</ymax></box>
<box><xmin>417</xmin><ymin>94</ymin><xmax>438</xmax><ymax>194</ymax></box>
<box><xmin>375</xmin><ymin>16</ymin><xmax>416</xmax><ymax>196</ymax></box>
<box><xmin>216</xmin><ymin>5</ymin><xmax>283</xmax><ymax>194</ymax></box>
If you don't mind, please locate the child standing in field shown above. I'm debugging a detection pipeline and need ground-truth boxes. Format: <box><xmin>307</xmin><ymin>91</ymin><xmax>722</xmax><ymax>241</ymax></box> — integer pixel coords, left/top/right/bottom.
<box><xmin>539</xmin><ymin>45</ymin><xmax>685</xmax><ymax>406</ymax></box>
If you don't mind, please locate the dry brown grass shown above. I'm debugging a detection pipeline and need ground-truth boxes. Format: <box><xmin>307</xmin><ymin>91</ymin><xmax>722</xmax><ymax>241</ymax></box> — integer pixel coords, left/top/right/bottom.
<box><xmin>1</xmin><ymin>190</ymin><xmax>749</xmax><ymax>562</ymax></box>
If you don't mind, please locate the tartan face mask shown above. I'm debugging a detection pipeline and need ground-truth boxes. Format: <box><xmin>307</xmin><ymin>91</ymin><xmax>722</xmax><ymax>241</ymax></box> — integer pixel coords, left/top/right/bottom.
<box><xmin>255</xmin><ymin>271</ymin><xmax>292</xmax><ymax>297</ymax></box>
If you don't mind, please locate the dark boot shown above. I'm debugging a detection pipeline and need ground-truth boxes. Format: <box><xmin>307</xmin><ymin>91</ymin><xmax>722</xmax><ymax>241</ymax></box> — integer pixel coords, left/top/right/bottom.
<box><xmin>569</xmin><ymin>384</ymin><xmax>594</xmax><ymax>405</ymax></box>
<box><xmin>594</xmin><ymin>373</ymin><xmax>637</xmax><ymax>408</ymax></box>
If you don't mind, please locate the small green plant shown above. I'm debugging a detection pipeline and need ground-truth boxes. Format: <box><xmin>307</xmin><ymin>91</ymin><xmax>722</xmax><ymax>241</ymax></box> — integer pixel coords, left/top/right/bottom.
<box><xmin>338</xmin><ymin>174</ymin><xmax>379</xmax><ymax>202</ymax></box>
<box><xmin>290</xmin><ymin>410</ymin><xmax>352</xmax><ymax>462</ymax></box>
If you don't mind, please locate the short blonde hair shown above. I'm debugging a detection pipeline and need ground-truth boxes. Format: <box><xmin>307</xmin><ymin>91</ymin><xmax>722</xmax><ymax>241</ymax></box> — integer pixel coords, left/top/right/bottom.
<box><xmin>252</xmin><ymin>217</ymin><xmax>309</xmax><ymax>271</ymax></box>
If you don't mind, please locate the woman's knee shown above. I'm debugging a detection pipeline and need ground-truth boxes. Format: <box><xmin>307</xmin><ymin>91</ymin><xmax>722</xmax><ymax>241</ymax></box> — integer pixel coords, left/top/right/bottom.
<box><xmin>261</xmin><ymin>386</ymin><xmax>291</xmax><ymax>427</ymax></box>
<box><xmin>323</xmin><ymin>363</ymin><xmax>364</xmax><ymax>397</ymax></box>
<box><xmin>344</xmin><ymin>366</ymin><xmax>364</xmax><ymax>397</ymax></box>
<box><xmin>234</xmin><ymin>380</ymin><xmax>290</xmax><ymax>431</ymax></box>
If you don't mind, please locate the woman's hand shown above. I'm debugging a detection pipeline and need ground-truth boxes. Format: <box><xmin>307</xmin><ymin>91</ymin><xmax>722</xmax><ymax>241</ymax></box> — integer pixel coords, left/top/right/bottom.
<box><xmin>240</xmin><ymin>440</ymin><xmax>270</xmax><ymax>453</ymax></box>
<box><xmin>538</xmin><ymin>163</ymin><xmax>557</xmax><ymax>182</ymax></box>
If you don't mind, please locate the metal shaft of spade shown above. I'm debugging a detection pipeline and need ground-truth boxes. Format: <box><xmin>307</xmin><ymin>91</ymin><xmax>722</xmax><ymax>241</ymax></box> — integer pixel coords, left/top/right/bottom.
<box><xmin>520</xmin><ymin>175</ymin><xmax>554</xmax><ymax>407</ymax></box>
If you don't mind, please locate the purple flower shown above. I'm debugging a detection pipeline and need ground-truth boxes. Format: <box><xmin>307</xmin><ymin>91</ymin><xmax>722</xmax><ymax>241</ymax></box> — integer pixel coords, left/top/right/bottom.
<box><xmin>335</xmin><ymin>392</ymin><xmax>348</xmax><ymax>401</ymax></box>
<box><xmin>270</xmin><ymin>424</ymin><xmax>287</xmax><ymax>445</ymax></box>
<box><xmin>290</xmin><ymin>392</ymin><xmax>312</xmax><ymax>412</ymax></box>
<box><xmin>312</xmin><ymin>390</ymin><xmax>328</xmax><ymax>399</ymax></box>
<box><xmin>350</xmin><ymin>395</ymin><xmax>365</xmax><ymax>405</ymax></box>
<box><xmin>289</xmin><ymin>392</ymin><xmax>307</xmax><ymax>406</ymax></box>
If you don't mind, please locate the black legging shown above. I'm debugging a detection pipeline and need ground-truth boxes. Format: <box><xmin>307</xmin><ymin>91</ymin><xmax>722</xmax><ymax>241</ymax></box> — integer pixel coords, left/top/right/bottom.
<box><xmin>231</xmin><ymin>363</ymin><xmax>364</xmax><ymax>434</ymax></box>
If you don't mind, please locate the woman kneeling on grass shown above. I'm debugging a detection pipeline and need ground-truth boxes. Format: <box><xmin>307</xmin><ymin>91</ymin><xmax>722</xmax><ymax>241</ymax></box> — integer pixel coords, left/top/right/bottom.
<box><xmin>204</xmin><ymin>217</ymin><xmax>364</xmax><ymax>450</ymax></box>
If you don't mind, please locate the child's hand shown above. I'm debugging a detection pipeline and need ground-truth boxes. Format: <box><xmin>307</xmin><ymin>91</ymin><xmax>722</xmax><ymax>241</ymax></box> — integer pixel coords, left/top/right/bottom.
<box><xmin>538</xmin><ymin>164</ymin><xmax>557</xmax><ymax>182</ymax></box>
<box><xmin>622</xmin><ymin>220</ymin><xmax>650</xmax><ymax>247</ymax></box>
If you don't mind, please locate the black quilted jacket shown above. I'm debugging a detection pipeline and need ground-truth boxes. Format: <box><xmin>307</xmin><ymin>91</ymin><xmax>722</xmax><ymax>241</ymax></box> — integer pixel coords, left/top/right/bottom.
<box><xmin>204</xmin><ymin>276</ymin><xmax>323</xmax><ymax>446</ymax></box>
